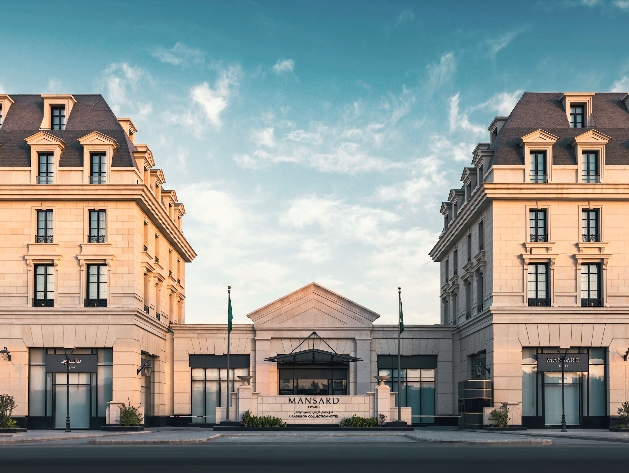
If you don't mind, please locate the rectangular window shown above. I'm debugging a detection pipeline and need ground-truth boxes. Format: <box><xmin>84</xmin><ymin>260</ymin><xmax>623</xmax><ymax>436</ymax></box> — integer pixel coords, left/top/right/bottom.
<box><xmin>36</xmin><ymin>210</ymin><xmax>53</xmax><ymax>243</ymax></box>
<box><xmin>476</xmin><ymin>272</ymin><xmax>484</xmax><ymax>313</ymax></box>
<box><xmin>582</xmin><ymin>209</ymin><xmax>600</xmax><ymax>242</ymax></box>
<box><xmin>582</xmin><ymin>152</ymin><xmax>599</xmax><ymax>183</ymax></box>
<box><xmin>34</xmin><ymin>264</ymin><xmax>54</xmax><ymax>307</ymax></box>
<box><xmin>0</xmin><ymin>104</ymin><xmax>3</xmax><ymax>128</ymax></box>
<box><xmin>465</xmin><ymin>281</ymin><xmax>472</xmax><ymax>319</ymax></box>
<box><xmin>90</xmin><ymin>153</ymin><xmax>107</xmax><ymax>184</ymax></box>
<box><xmin>443</xmin><ymin>299</ymin><xmax>449</xmax><ymax>325</ymax></box>
<box><xmin>529</xmin><ymin>209</ymin><xmax>547</xmax><ymax>242</ymax></box>
<box><xmin>88</xmin><ymin>210</ymin><xmax>106</xmax><ymax>243</ymax></box>
<box><xmin>530</xmin><ymin>152</ymin><xmax>547</xmax><ymax>183</ymax></box>
<box><xmin>581</xmin><ymin>263</ymin><xmax>602</xmax><ymax>307</ymax></box>
<box><xmin>570</xmin><ymin>105</ymin><xmax>584</xmax><ymax>128</ymax></box>
<box><xmin>528</xmin><ymin>263</ymin><xmax>550</xmax><ymax>306</ymax></box>
<box><xmin>51</xmin><ymin>106</ymin><xmax>65</xmax><ymax>130</ymax></box>
<box><xmin>86</xmin><ymin>264</ymin><xmax>107</xmax><ymax>307</ymax></box>
<box><xmin>37</xmin><ymin>153</ymin><xmax>54</xmax><ymax>184</ymax></box>
<box><xmin>452</xmin><ymin>293</ymin><xmax>458</xmax><ymax>322</ymax></box>
<box><xmin>453</xmin><ymin>250</ymin><xmax>458</xmax><ymax>276</ymax></box>
<box><xmin>444</xmin><ymin>259</ymin><xmax>449</xmax><ymax>284</ymax></box>
<box><xmin>467</xmin><ymin>233</ymin><xmax>472</xmax><ymax>261</ymax></box>
<box><xmin>478</xmin><ymin>221</ymin><xmax>484</xmax><ymax>251</ymax></box>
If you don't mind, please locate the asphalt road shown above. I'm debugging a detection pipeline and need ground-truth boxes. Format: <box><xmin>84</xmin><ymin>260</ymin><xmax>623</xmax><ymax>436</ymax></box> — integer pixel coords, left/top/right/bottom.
<box><xmin>1</xmin><ymin>442</ymin><xmax>629</xmax><ymax>473</ymax></box>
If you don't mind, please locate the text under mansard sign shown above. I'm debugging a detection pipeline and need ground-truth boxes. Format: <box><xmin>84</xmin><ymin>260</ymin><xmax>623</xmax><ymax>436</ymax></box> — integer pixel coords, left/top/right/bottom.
<box><xmin>45</xmin><ymin>354</ymin><xmax>98</xmax><ymax>373</ymax></box>
<box><xmin>537</xmin><ymin>354</ymin><xmax>589</xmax><ymax>372</ymax></box>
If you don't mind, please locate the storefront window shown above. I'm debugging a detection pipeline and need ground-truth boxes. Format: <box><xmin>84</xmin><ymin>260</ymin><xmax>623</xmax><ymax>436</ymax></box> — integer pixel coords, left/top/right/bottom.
<box><xmin>378</xmin><ymin>368</ymin><xmax>435</xmax><ymax>424</ymax></box>
<box><xmin>191</xmin><ymin>367</ymin><xmax>249</xmax><ymax>423</ymax></box>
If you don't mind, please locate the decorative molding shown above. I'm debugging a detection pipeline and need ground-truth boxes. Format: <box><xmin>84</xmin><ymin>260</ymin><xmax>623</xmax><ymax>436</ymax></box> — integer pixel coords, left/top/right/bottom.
<box><xmin>519</xmin><ymin>129</ymin><xmax>559</xmax><ymax>144</ymax></box>
<box><xmin>24</xmin><ymin>131</ymin><xmax>67</xmax><ymax>149</ymax></box>
<box><xmin>570</xmin><ymin>129</ymin><xmax>611</xmax><ymax>146</ymax></box>
<box><xmin>78</xmin><ymin>131</ymin><xmax>119</xmax><ymax>148</ymax></box>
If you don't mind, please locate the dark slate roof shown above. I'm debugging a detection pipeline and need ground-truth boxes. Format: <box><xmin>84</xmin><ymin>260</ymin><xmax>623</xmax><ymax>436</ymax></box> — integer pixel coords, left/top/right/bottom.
<box><xmin>0</xmin><ymin>95</ymin><xmax>136</xmax><ymax>168</ymax></box>
<box><xmin>490</xmin><ymin>92</ymin><xmax>629</xmax><ymax>166</ymax></box>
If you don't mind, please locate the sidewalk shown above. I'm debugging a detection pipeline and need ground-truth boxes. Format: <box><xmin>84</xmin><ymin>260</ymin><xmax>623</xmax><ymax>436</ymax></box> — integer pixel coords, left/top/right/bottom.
<box><xmin>487</xmin><ymin>429</ymin><xmax>629</xmax><ymax>444</ymax></box>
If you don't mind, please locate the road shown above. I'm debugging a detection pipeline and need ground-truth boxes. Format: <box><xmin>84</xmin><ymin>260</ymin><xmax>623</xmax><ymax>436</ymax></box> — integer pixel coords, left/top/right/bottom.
<box><xmin>1</xmin><ymin>441</ymin><xmax>629</xmax><ymax>473</ymax></box>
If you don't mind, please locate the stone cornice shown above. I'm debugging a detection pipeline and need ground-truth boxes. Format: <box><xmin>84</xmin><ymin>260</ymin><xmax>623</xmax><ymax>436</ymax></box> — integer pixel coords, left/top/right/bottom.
<box><xmin>483</xmin><ymin>182</ymin><xmax>629</xmax><ymax>200</ymax></box>
<box><xmin>0</xmin><ymin>184</ymin><xmax>196</xmax><ymax>261</ymax></box>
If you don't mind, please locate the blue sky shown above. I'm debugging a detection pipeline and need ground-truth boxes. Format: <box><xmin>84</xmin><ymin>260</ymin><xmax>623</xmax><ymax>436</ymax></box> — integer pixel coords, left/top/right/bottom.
<box><xmin>2</xmin><ymin>0</ymin><xmax>629</xmax><ymax>325</ymax></box>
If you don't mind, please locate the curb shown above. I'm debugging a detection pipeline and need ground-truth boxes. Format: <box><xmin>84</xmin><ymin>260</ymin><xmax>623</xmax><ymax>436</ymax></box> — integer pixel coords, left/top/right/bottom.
<box><xmin>0</xmin><ymin>431</ymin><xmax>147</xmax><ymax>445</ymax></box>
<box><xmin>405</xmin><ymin>434</ymin><xmax>552</xmax><ymax>445</ymax></box>
<box><xmin>89</xmin><ymin>434</ymin><xmax>223</xmax><ymax>445</ymax></box>
<box><xmin>499</xmin><ymin>432</ymin><xmax>629</xmax><ymax>444</ymax></box>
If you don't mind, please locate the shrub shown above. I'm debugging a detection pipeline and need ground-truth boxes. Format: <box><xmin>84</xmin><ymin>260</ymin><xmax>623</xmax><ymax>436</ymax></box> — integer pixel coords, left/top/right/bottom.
<box><xmin>339</xmin><ymin>415</ymin><xmax>378</xmax><ymax>428</ymax></box>
<box><xmin>489</xmin><ymin>405</ymin><xmax>509</xmax><ymax>428</ymax></box>
<box><xmin>0</xmin><ymin>394</ymin><xmax>17</xmax><ymax>429</ymax></box>
<box><xmin>241</xmin><ymin>410</ymin><xmax>285</xmax><ymax>428</ymax></box>
<box><xmin>617</xmin><ymin>401</ymin><xmax>629</xmax><ymax>428</ymax></box>
<box><xmin>119</xmin><ymin>404</ymin><xmax>143</xmax><ymax>426</ymax></box>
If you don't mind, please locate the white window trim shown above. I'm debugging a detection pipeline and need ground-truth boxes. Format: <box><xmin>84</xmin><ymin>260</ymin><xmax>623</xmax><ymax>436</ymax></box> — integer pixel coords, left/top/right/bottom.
<box><xmin>40</xmin><ymin>94</ymin><xmax>76</xmax><ymax>130</ymax></box>
<box><xmin>78</xmin><ymin>132</ymin><xmax>119</xmax><ymax>184</ymax></box>
<box><xmin>561</xmin><ymin>93</ymin><xmax>594</xmax><ymax>128</ymax></box>
<box><xmin>520</xmin><ymin>129</ymin><xmax>559</xmax><ymax>184</ymax></box>
<box><xmin>571</xmin><ymin>130</ymin><xmax>610</xmax><ymax>184</ymax></box>
<box><xmin>25</xmin><ymin>131</ymin><xmax>66</xmax><ymax>184</ymax></box>
<box><xmin>83</xmin><ymin>205</ymin><xmax>109</xmax><ymax>244</ymax></box>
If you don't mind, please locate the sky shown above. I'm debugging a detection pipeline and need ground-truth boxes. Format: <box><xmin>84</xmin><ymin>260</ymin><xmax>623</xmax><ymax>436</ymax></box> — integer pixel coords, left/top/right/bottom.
<box><xmin>2</xmin><ymin>0</ymin><xmax>629</xmax><ymax>326</ymax></box>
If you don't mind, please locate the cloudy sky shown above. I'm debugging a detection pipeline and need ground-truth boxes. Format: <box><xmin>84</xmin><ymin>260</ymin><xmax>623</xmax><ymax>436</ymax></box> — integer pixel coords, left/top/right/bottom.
<box><xmin>2</xmin><ymin>0</ymin><xmax>629</xmax><ymax>325</ymax></box>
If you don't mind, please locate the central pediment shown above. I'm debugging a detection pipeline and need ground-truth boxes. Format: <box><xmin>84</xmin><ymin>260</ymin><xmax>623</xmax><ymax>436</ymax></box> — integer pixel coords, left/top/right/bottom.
<box><xmin>247</xmin><ymin>282</ymin><xmax>379</xmax><ymax>330</ymax></box>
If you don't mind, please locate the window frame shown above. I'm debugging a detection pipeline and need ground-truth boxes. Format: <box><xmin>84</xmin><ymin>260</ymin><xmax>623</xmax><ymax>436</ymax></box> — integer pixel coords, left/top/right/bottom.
<box><xmin>478</xmin><ymin>220</ymin><xmax>484</xmax><ymax>252</ymax></box>
<box><xmin>581</xmin><ymin>209</ymin><xmax>600</xmax><ymax>242</ymax></box>
<box><xmin>90</xmin><ymin>152</ymin><xmax>107</xmax><ymax>184</ymax></box>
<box><xmin>570</xmin><ymin>104</ymin><xmax>585</xmax><ymax>129</ymax></box>
<box><xmin>529</xmin><ymin>209</ymin><xmax>548</xmax><ymax>242</ymax></box>
<box><xmin>581</xmin><ymin>263</ymin><xmax>602</xmax><ymax>307</ymax></box>
<box><xmin>582</xmin><ymin>151</ymin><xmax>599</xmax><ymax>183</ymax></box>
<box><xmin>33</xmin><ymin>264</ymin><xmax>54</xmax><ymax>307</ymax></box>
<box><xmin>36</xmin><ymin>209</ymin><xmax>54</xmax><ymax>243</ymax></box>
<box><xmin>88</xmin><ymin>210</ymin><xmax>107</xmax><ymax>243</ymax></box>
<box><xmin>85</xmin><ymin>264</ymin><xmax>108</xmax><ymax>307</ymax></box>
<box><xmin>51</xmin><ymin>105</ymin><xmax>65</xmax><ymax>131</ymax></box>
<box><xmin>527</xmin><ymin>263</ymin><xmax>550</xmax><ymax>306</ymax></box>
<box><xmin>529</xmin><ymin>151</ymin><xmax>547</xmax><ymax>183</ymax></box>
<box><xmin>37</xmin><ymin>152</ymin><xmax>54</xmax><ymax>184</ymax></box>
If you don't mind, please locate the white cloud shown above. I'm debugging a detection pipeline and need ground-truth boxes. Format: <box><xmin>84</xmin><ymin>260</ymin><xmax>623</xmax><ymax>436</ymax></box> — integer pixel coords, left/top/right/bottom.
<box><xmin>396</xmin><ymin>9</ymin><xmax>414</xmax><ymax>25</ymax></box>
<box><xmin>448</xmin><ymin>93</ymin><xmax>486</xmax><ymax>136</ymax></box>
<box><xmin>611</xmin><ymin>76</ymin><xmax>629</xmax><ymax>91</ymax></box>
<box><xmin>427</xmin><ymin>52</ymin><xmax>455</xmax><ymax>87</ymax></box>
<box><xmin>151</xmin><ymin>42</ymin><xmax>205</xmax><ymax>66</ymax></box>
<box><xmin>273</xmin><ymin>59</ymin><xmax>295</xmax><ymax>74</ymax></box>
<box><xmin>190</xmin><ymin>66</ymin><xmax>240</xmax><ymax>127</ymax></box>
<box><xmin>615</xmin><ymin>0</ymin><xmax>629</xmax><ymax>9</ymax></box>
<box><xmin>485</xmin><ymin>28</ymin><xmax>526</xmax><ymax>58</ymax></box>
<box><xmin>0</xmin><ymin>83</ymin><xmax>6</xmax><ymax>93</ymax></box>
<box><xmin>252</xmin><ymin>127</ymin><xmax>276</xmax><ymax>148</ymax></box>
<box><xmin>297</xmin><ymin>239</ymin><xmax>330</xmax><ymax>264</ymax></box>
<box><xmin>472</xmin><ymin>90</ymin><xmax>523</xmax><ymax>116</ymax></box>
<box><xmin>99</xmin><ymin>63</ymin><xmax>153</xmax><ymax>121</ymax></box>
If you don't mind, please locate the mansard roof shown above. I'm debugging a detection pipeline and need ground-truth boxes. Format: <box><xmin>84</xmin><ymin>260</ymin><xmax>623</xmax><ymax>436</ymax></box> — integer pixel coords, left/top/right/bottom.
<box><xmin>490</xmin><ymin>92</ymin><xmax>629</xmax><ymax>167</ymax></box>
<box><xmin>0</xmin><ymin>94</ymin><xmax>136</xmax><ymax>168</ymax></box>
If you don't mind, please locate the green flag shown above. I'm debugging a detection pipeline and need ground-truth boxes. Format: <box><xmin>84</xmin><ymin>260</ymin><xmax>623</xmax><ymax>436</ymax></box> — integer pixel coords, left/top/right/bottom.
<box><xmin>399</xmin><ymin>297</ymin><xmax>404</xmax><ymax>333</ymax></box>
<box><xmin>228</xmin><ymin>293</ymin><xmax>233</xmax><ymax>333</ymax></box>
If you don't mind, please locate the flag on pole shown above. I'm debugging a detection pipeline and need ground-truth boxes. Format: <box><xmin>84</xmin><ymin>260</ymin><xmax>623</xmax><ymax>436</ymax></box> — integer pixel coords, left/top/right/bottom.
<box><xmin>399</xmin><ymin>293</ymin><xmax>404</xmax><ymax>333</ymax></box>
<box><xmin>228</xmin><ymin>290</ymin><xmax>233</xmax><ymax>333</ymax></box>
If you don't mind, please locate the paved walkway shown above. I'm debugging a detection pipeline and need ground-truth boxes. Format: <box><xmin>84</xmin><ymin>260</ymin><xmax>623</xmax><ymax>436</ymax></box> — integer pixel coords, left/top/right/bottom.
<box><xmin>2</xmin><ymin>427</ymin><xmax>629</xmax><ymax>446</ymax></box>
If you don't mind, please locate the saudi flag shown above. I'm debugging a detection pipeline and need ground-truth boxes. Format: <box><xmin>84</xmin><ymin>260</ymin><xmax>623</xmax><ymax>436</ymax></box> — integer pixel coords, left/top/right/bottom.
<box><xmin>399</xmin><ymin>297</ymin><xmax>404</xmax><ymax>333</ymax></box>
<box><xmin>228</xmin><ymin>292</ymin><xmax>233</xmax><ymax>333</ymax></box>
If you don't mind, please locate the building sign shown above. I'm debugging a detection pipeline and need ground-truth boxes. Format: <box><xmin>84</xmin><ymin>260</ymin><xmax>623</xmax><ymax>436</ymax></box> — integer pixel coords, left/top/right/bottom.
<box><xmin>254</xmin><ymin>395</ymin><xmax>371</xmax><ymax>424</ymax></box>
<box><xmin>286</xmin><ymin>397</ymin><xmax>341</xmax><ymax>419</ymax></box>
<box><xmin>537</xmin><ymin>353</ymin><xmax>589</xmax><ymax>372</ymax></box>
<box><xmin>45</xmin><ymin>354</ymin><xmax>98</xmax><ymax>373</ymax></box>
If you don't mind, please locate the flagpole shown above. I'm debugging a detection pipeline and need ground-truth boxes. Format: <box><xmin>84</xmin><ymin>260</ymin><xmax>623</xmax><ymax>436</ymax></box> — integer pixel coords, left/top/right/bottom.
<box><xmin>397</xmin><ymin>286</ymin><xmax>402</xmax><ymax>423</ymax></box>
<box><xmin>226</xmin><ymin>286</ymin><xmax>231</xmax><ymax>422</ymax></box>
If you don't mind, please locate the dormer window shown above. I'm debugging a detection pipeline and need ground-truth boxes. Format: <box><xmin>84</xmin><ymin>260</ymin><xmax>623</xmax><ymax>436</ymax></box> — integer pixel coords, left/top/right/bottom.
<box><xmin>530</xmin><ymin>151</ymin><xmax>547</xmax><ymax>183</ymax></box>
<box><xmin>0</xmin><ymin>95</ymin><xmax>14</xmax><ymax>129</ymax></box>
<box><xmin>582</xmin><ymin>151</ymin><xmax>599</xmax><ymax>183</ymax></box>
<box><xmin>90</xmin><ymin>153</ymin><xmax>107</xmax><ymax>184</ymax></box>
<box><xmin>51</xmin><ymin>106</ymin><xmax>65</xmax><ymax>130</ymax></box>
<box><xmin>38</xmin><ymin>153</ymin><xmax>54</xmax><ymax>184</ymax></box>
<box><xmin>0</xmin><ymin>104</ymin><xmax>3</xmax><ymax>128</ymax></box>
<box><xmin>570</xmin><ymin>105</ymin><xmax>584</xmax><ymax>128</ymax></box>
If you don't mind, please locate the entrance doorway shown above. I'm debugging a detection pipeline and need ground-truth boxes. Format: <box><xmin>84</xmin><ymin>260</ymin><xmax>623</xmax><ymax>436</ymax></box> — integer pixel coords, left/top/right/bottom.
<box><xmin>543</xmin><ymin>372</ymin><xmax>581</xmax><ymax>426</ymax></box>
<box><xmin>53</xmin><ymin>373</ymin><xmax>92</xmax><ymax>429</ymax></box>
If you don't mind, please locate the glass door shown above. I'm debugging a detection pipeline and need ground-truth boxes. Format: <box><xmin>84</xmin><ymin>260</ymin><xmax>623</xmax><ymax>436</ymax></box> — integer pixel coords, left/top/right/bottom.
<box><xmin>544</xmin><ymin>372</ymin><xmax>581</xmax><ymax>426</ymax></box>
<box><xmin>54</xmin><ymin>373</ymin><xmax>92</xmax><ymax>429</ymax></box>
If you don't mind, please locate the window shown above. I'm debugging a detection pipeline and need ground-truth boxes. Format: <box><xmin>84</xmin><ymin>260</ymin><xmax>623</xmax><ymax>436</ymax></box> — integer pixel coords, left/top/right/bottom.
<box><xmin>528</xmin><ymin>263</ymin><xmax>550</xmax><ymax>306</ymax></box>
<box><xmin>470</xmin><ymin>352</ymin><xmax>488</xmax><ymax>380</ymax></box>
<box><xmin>36</xmin><ymin>210</ymin><xmax>53</xmax><ymax>243</ymax></box>
<box><xmin>478</xmin><ymin>164</ymin><xmax>483</xmax><ymax>185</ymax></box>
<box><xmin>465</xmin><ymin>281</ymin><xmax>472</xmax><ymax>319</ymax></box>
<box><xmin>90</xmin><ymin>153</ymin><xmax>107</xmax><ymax>184</ymax></box>
<box><xmin>0</xmin><ymin>104</ymin><xmax>3</xmax><ymax>128</ymax></box>
<box><xmin>529</xmin><ymin>209</ymin><xmax>547</xmax><ymax>242</ymax></box>
<box><xmin>88</xmin><ymin>210</ymin><xmax>106</xmax><ymax>243</ymax></box>
<box><xmin>476</xmin><ymin>271</ymin><xmax>484</xmax><ymax>313</ymax></box>
<box><xmin>478</xmin><ymin>221</ymin><xmax>484</xmax><ymax>251</ymax></box>
<box><xmin>452</xmin><ymin>293</ymin><xmax>458</xmax><ymax>322</ymax></box>
<box><xmin>444</xmin><ymin>259</ymin><xmax>449</xmax><ymax>284</ymax></box>
<box><xmin>51</xmin><ymin>106</ymin><xmax>65</xmax><ymax>130</ymax></box>
<box><xmin>34</xmin><ymin>264</ymin><xmax>54</xmax><ymax>307</ymax></box>
<box><xmin>582</xmin><ymin>152</ymin><xmax>599</xmax><ymax>183</ymax></box>
<box><xmin>570</xmin><ymin>105</ymin><xmax>584</xmax><ymax>128</ymax></box>
<box><xmin>582</xmin><ymin>209</ymin><xmax>600</xmax><ymax>242</ymax></box>
<box><xmin>86</xmin><ymin>264</ymin><xmax>107</xmax><ymax>307</ymax></box>
<box><xmin>467</xmin><ymin>233</ymin><xmax>472</xmax><ymax>262</ymax></box>
<box><xmin>581</xmin><ymin>263</ymin><xmax>602</xmax><ymax>307</ymax></box>
<box><xmin>443</xmin><ymin>299</ymin><xmax>449</xmax><ymax>325</ymax></box>
<box><xmin>453</xmin><ymin>250</ymin><xmax>458</xmax><ymax>276</ymax></box>
<box><xmin>530</xmin><ymin>152</ymin><xmax>547</xmax><ymax>183</ymax></box>
<box><xmin>37</xmin><ymin>153</ymin><xmax>54</xmax><ymax>184</ymax></box>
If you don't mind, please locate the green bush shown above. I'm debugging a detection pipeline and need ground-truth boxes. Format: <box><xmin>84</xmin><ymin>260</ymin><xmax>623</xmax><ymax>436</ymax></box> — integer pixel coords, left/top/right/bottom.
<box><xmin>617</xmin><ymin>401</ymin><xmax>629</xmax><ymax>428</ymax></box>
<box><xmin>339</xmin><ymin>415</ymin><xmax>378</xmax><ymax>428</ymax></box>
<box><xmin>489</xmin><ymin>405</ymin><xmax>509</xmax><ymax>428</ymax></box>
<box><xmin>241</xmin><ymin>410</ymin><xmax>285</xmax><ymax>428</ymax></box>
<box><xmin>0</xmin><ymin>394</ymin><xmax>17</xmax><ymax>429</ymax></box>
<box><xmin>119</xmin><ymin>404</ymin><xmax>143</xmax><ymax>426</ymax></box>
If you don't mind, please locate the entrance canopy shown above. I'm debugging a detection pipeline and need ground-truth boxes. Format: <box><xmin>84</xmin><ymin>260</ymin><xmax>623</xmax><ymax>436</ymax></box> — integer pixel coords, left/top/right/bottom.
<box><xmin>264</xmin><ymin>331</ymin><xmax>362</xmax><ymax>365</ymax></box>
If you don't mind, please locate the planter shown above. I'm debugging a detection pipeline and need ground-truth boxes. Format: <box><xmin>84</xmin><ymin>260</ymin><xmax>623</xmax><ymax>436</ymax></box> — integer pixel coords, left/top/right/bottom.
<box><xmin>100</xmin><ymin>425</ymin><xmax>145</xmax><ymax>432</ymax></box>
<box><xmin>609</xmin><ymin>428</ymin><xmax>629</xmax><ymax>432</ymax></box>
<box><xmin>484</xmin><ymin>426</ymin><xmax>527</xmax><ymax>431</ymax></box>
<box><xmin>0</xmin><ymin>428</ymin><xmax>27</xmax><ymax>433</ymax></box>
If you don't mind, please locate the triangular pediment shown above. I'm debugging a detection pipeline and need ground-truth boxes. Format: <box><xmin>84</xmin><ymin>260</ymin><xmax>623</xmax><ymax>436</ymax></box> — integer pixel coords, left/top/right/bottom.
<box><xmin>571</xmin><ymin>129</ymin><xmax>611</xmax><ymax>145</ymax></box>
<box><xmin>247</xmin><ymin>282</ymin><xmax>379</xmax><ymax>329</ymax></box>
<box><xmin>520</xmin><ymin>129</ymin><xmax>559</xmax><ymax>144</ymax></box>
<box><xmin>24</xmin><ymin>131</ymin><xmax>66</xmax><ymax>149</ymax></box>
<box><xmin>78</xmin><ymin>131</ymin><xmax>119</xmax><ymax>149</ymax></box>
